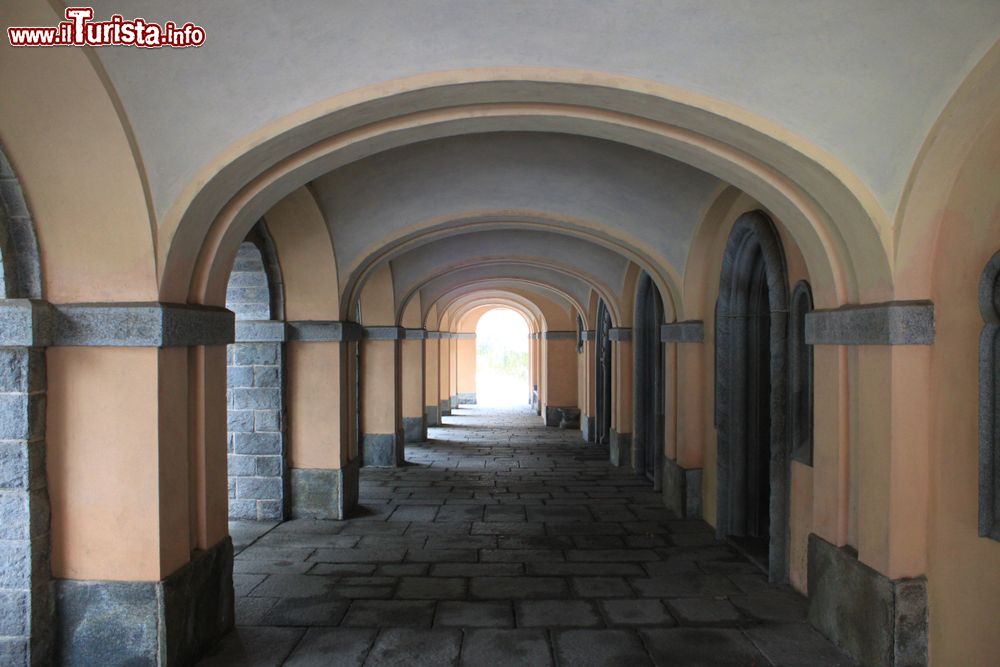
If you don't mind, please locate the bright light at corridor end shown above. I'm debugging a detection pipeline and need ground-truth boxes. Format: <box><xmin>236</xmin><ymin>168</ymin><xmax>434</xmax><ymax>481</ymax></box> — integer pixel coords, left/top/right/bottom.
<box><xmin>475</xmin><ymin>309</ymin><xmax>530</xmax><ymax>406</ymax></box>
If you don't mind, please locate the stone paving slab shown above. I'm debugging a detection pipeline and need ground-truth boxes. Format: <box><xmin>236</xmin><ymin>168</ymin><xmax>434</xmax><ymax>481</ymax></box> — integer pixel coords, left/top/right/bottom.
<box><xmin>200</xmin><ymin>405</ymin><xmax>856</xmax><ymax>666</ymax></box>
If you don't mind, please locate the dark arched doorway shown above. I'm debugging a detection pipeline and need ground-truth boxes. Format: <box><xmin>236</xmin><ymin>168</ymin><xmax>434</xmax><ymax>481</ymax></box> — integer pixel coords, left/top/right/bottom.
<box><xmin>595</xmin><ymin>299</ymin><xmax>613</xmax><ymax>446</ymax></box>
<box><xmin>634</xmin><ymin>273</ymin><xmax>664</xmax><ymax>488</ymax></box>
<box><xmin>715</xmin><ymin>210</ymin><xmax>790</xmax><ymax>582</ymax></box>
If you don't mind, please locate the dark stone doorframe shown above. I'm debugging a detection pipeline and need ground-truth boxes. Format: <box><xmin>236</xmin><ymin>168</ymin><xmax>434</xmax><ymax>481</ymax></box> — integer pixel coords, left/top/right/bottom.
<box><xmin>633</xmin><ymin>273</ymin><xmax>665</xmax><ymax>491</ymax></box>
<box><xmin>715</xmin><ymin>210</ymin><xmax>791</xmax><ymax>583</ymax></box>
<box><xmin>595</xmin><ymin>299</ymin><xmax>613</xmax><ymax>446</ymax></box>
<box><xmin>0</xmin><ymin>147</ymin><xmax>51</xmax><ymax>667</ymax></box>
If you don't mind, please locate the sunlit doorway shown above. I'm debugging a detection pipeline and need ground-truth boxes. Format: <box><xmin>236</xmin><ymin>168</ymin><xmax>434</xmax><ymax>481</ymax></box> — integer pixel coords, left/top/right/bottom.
<box><xmin>475</xmin><ymin>309</ymin><xmax>530</xmax><ymax>406</ymax></box>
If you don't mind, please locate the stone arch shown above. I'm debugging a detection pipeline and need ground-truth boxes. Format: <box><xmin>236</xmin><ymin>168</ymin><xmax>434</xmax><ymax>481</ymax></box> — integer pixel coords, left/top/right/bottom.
<box><xmin>980</xmin><ymin>250</ymin><xmax>1000</xmax><ymax>540</ymax></box>
<box><xmin>224</xmin><ymin>221</ymin><xmax>288</xmax><ymax>521</ymax></box>
<box><xmin>0</xmin><ymin>150</ymin><xmax>43</xmax><ymax>299</ymax></box>
<box><xmin>788</xmin><ymin>280</ymin><xmax>814</xmax><ymax>466</ymax></box>
<box><xmin>715</xmin><ymin>210</ymin><xmax>790</xmax><ymax>583</ymax></box>
<box><xmin>633</xmin><ymin>272</ymin><xmax>665</xmax><ymax>489</ymax></box>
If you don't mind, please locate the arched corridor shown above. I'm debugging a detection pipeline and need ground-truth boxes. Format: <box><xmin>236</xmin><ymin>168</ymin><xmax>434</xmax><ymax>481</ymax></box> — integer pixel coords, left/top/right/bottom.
<box><xmin>205</xmin><ymin>406</ymin><xmax>852</xmax><ymax>666</ymax></box>
<box><xmin>3</xmin><ymin>3</ymin><xmax>1000</xmax><ymax>665</ymax></box>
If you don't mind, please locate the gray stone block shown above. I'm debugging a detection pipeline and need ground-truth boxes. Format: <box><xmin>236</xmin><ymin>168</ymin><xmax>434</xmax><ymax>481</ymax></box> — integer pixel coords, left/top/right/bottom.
<box><xmin>0</xmin><ymin>539</ymin><xmax>30</xmax><ymax>588</ymax></box>
<box><xmin>806</xmin><ymin>301</ymin><xmax>935</xmax><ymax>345</ymax></box>
<box><xmin>56</xmin><ymin>580</ymin><xmax>160</xmax><ymax>666</ymax></box>
<box><xmin>233</xmin><ymin>343</ymin><xmax>279</xmax><ymax>366</ymax></box>
<box><xmin>362</xmin><ymin>433</ymin><xmax>404</xmax><ymax>467</ymax></box>
<box><xmin>456</xmin><ymin>392</ymin><xmax>476</xmax><ymax>405</ymax></box>
<box><xmin>234</xmin><ymin>320</ymin><xmax>286</xmax><ymax>342</ymax></box>
<box><xmin>439</xmin><ymin>399</ymin><xmax>451</xmax><ymax>417</ymax></box>
<box><xmin>255</xmin><ymin>456</ymin><xmax>283</xmax><ymax>478</ymax></box>
<box><xmin>256</xmin><ymin>500</ymin><xmax>283</xmax><ymax>520</ymax></box>
<box><xmin>286</xmin><ymin>320</ymin><xmax>362</xmax><ymax>342</ymax></box>
<box><xmin>403</xmin><ymin>416</ymin><xmax>426</xmax><ymax>443</ymax></box>
<box><xmin>290</xmin><ymin>462</ymin><xmax>358</xmax><ymax>520</ymax></box>
<box><xmin>662</xmin><ymin>458</ymin><xmax>702</xmax><ymax>519</ymax></box>
<box><xmin>363</xmin><ymin>326</ymin><xmax>404</xmax><ymax>340</ymax></box>
<box><xmin>231</xmin><ymin>387</ymin><xmax>281</xmax><ymax>410</ymax></box>
<box><xmin>0</xmin><ymin>589</ymin><xmax>28</xmax><ymax>636</ymax></box>
<box><xmin>0</xmin><ymin>349</ymin><xmax>43</xmax><ymax>393</ymax></box>
<box><xmin>228</xmin><ymin>499</ymin><xmax>256</xmax><ymax>520</ymax></box>
<box><xmin>254</xmin><ymin>410</ymin><xmax>281</xmax><ymax>432</ymax></box>
<box><xmin>253</xmin><ymin>366</ymin><xmax>281</xmax><ymax>388</ymax></box>
<box><xmin>424</xmin><ymin>405</ymin><xmax>440</xmax><ymax>427</ymax></box>
<box><xmin>581</xmin><ymin>415</ymin><xmax>595</xmax><ymax>442</ymax></box>
<box><xmin>53</xmin><ymin>302</ymin><xmax>234</xmax><ymax>348</ymax></box>
<box><xmin>808</xmin><ymin>533</ymin><xmax>927</xmax><ymax>666</ymax></box>
<box><xmin>227</xmin><ymin>409</ymin><xmax>254</xmax><ymax>433</ymax></box>
<box><xmin>0</xmin><ymin>638</ymin><xmax>28</xmax><ymax>667</ymax></box>
<box><xmin>233</xmin><ymin>432</ymin><xmax>282</xmax><ymax>455</ymax></box>
<box><xmin>227</xmin><ymin>455</ymin><xmax>256</xmax><ymax>477</ymax></box>
<box><xmin>236</xmin><ymin>476</ymin><xmax>281</xmax><ymax>501</ymax></box>
<box><xmin>609</xmin><ymin>429</ymin><xmax>630</xmax><ymax>467</ymax></box>
<box><xmin>661</xmin><ymin>320</ymin><xmax>705</xmax><ymax>343</ymax></box>
<box><xmin>226</xmin><ymin>365</ymin><xmax>253</xmax><ymax>388</ymax></box>
<box><xmin>0</xmin><ymin>300</ymin><xmax>52</xmax><ymax>347</ymax></box>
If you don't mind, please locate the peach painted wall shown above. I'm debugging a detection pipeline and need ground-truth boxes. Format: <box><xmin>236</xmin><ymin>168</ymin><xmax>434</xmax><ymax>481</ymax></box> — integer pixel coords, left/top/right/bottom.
<box><xmin>47</xmin><ymin>347</ymin><xmax>190</xmax><ymax>581</ymax></box>
<box><xmin>287</xmin><ymin>341</ymin><xmax>346</xmax><ymax>469</ymax></box>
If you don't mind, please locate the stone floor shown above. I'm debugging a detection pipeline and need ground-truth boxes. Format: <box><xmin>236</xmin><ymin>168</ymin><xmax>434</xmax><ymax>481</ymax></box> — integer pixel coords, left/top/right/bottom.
<box><xmin>199</xmin><ymin>405</ymin><xmax>856</xmax><ymax>666</ymax></box>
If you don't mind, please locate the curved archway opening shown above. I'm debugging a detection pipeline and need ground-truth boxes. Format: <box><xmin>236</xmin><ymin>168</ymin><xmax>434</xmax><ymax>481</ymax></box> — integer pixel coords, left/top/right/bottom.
<box><xmin>474</xmin><ymin>308</ymin><xmax>530</xmax><ymax>407</ymax></box>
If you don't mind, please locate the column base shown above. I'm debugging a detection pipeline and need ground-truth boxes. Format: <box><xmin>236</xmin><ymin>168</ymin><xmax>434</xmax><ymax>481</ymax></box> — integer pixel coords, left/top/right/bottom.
<box><xmin>808</xmin><ymin>534</ymin><xmax>927</xmax><ymax>667</ymax></box>
<box><xmin>609</xmin><ymin>429</ymin><xmax>631</xmax><ymax>467</ymax></box>
<box><xmin>361</xmin><ymin>431</ymin><xmax>405</xmax><ymax>467</ymax></box>
<box><xmin>544</xmin><ymin>406</ymin><xmax>581</xmax><ymax>429</ymax></box>
<box><xmin>424</xmin><ymin>405</ymin><xmax>440</xmax><ymax>427</ymax></box>
<box><xmin>455</xmin><ymin>392</ymin><xmax>476</xmax><ymax>406</ymax></box>
<box><xmin>581</xmin><ymin>415</ymin><xmax>595</xmax><ymax>442</ymax></box>
<box><xmin>403</xmin><ymin>416</ymin><xmax>426</xmax><ymax>443</ymax></box>
<box><xmin>56</xmin><ymin>537</ymin><xmax>234</xmax><ymax>666</ymax></box>
<box><xmin>662</xmin><ymin>458</ymin><xmax>702</xmax><ymax>519</ymax></box>
<box><xmin>439</xmin><ymin>399</ymin><xmax>451</xmax><ymax>417</ymax></box>
<box><xmin>290</xmin><ymin>459</ymin><xmax>359</xmax><ymax>520</ymax></box>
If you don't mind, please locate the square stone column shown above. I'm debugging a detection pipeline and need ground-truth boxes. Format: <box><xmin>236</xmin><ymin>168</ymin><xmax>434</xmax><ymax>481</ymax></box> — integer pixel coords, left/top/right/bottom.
<box><xmin>454</xmin><ymin>333</ymin><xmax>477</xmax><ymax>406</ymax></box>
<box><xmin>361</xmin><ymin>327</ymin><xmax>404</xmax><ymax>467</ymax></box>
<box><xmin>401</xmin><ymin>329</ymin><xmax>427</xmax><ymax>443</ymax></box>
<box><xmin>609</xmin><ymin>328</ymin><xmax>633</xmax><ymax>467</ymax></box>
<box><xmin>424</xmin><ymin>332</ymin><xmax>441</xmax><ymax>426</ymax></box>
<box><xmin>438</xmin><ymin>336</ymin><xmax>452</xmax><ymax>417</ymax></box>
<box><xmin>541</xmin><ymin>331</ymin><xmax>579</xmax><ymax>427</ymax></box>
<box><xmin>40</xmin><ymin>302</ymin><xmax>236</xmax><ymax>666</ymax></box>
<box><xmin>285</xmin><ymin>321</ymin><xmax>361</xmax><ymax>520</ymax></box>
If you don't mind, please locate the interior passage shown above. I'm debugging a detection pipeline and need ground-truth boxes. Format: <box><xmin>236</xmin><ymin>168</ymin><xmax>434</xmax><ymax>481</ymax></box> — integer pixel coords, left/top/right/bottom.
<box><xmin>201</xmin><ymin>406</ymin><xmax>854</xmax><ymax>666</ymax></box>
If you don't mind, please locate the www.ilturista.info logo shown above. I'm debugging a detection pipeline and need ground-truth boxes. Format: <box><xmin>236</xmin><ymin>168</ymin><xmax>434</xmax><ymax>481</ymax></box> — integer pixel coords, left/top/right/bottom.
<box><xmin>8</xmin><ymin>6</ymin><xmax>205</xmax><ymax>48</ymax></box>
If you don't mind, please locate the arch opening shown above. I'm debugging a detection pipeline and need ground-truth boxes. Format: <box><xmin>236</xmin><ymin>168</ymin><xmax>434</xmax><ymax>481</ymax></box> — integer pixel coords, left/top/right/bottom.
<box><xmin>474</xmin><ymin>308</ymin><xmax>530</xmax><ymax>407</ymax></box>
<box><xmin>224</xmin><ymin>224</ymin><xmax>288</xmax><ymax>521</ymax></box>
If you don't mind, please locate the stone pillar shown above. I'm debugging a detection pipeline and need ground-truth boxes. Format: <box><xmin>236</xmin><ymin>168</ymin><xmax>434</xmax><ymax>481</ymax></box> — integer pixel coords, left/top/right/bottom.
<box><xmin>661</xmin><ymin>321</ymin><xmax>705</xmax><ymax>519</ymax></box>
<box><xmin>0</xmin><ymin>321</ymin><xmax>51</xmax><ymax>666</ymax></box>
<box><xmin>438</xmin><ymin>335</ymin><xmax>451</xmax><ymax>417</ymax></box>
<box><xmin>424</xmin><ymin>332</ymin><xmax>441</xmax><ymax>426</ymax></box>
<box><xmin>285</xmin><ymin>321</ymin><xmax>360</xmax><ymax>520</ymax></box>
<box><xmin>30</xmin><ymin>302</ymin><xmax>236</xmax><ymax>666</ymax></box>
<box><xmin>449</xmin><ymin>334</ymin><xmax>459</xmax><ymax>409</ymax></box>
<box><xmin>227</xmin><ymin>322</ymin><xmax>286</xmax><ymax>521</ymax></box>
<box><xmin>609</xmin><ymin>328</ymin><xmax>632</xmax><ymax>467</ymax></box>
<box><xmin>401</xmin><ymin>329</ymin><xmax>426</xmax><ymax>443</ymax></box>
<box><xmin>361</xmin><ymin>327</ymin><xmax>404</xmax><ymax>467</ymax></box>
<box><xmin>581</xmin><ymin>330</ymin><xmax>596</xmax><ymax>440</ymax></box>
<box><xmin>541</xmin><ymin>331</ymin><xmax>579</xmax><ymax>427</ymax></box>
<box><xmin>454</xmin><ymin>332</ymin><xmax>476</xmax><ymax>405</ymax></box>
